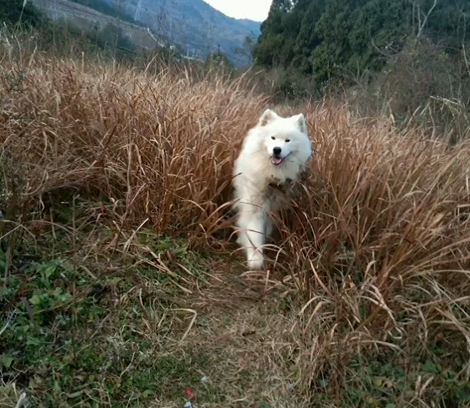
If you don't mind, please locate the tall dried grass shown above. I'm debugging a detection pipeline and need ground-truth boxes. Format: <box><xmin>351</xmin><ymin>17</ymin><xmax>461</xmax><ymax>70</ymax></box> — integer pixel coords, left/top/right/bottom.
<box><xmin>275</xmin><ymin>108</ymin><xmax>470</xmax><ymax>400</ymax></box>
<box><xmin>2</xmin><ymin>37</ymin><xmax>470</xmax><ymax>405</ymax></box>
<box><xmin>0</xmin><ymin>50</ymin><xmax>264</xmax><ymax>236</ymax></box>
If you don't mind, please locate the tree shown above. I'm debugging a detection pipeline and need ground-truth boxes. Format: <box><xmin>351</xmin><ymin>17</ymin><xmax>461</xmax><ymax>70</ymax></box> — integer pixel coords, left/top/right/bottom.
<box><xmin>0</xmin><ymin>0</ymin><xmax>42</xmax><ymax>27</ymax></box>
<box><xmin>205</xmin><ymin>49</ymin><xmax>234</xmax><ymax>73</ymax></box>
<box><xmin>235</xmin><ymin>35</ymin><xmax>256</xmax><ymax>64</ymax></box>
<box><xmin>253</xmin><ymin>0</ymin><xmax>307</xmax><ymax>67</ymax></box>
<box><xmin>252</xmin><ymin>0</ymin><xmax>470</xmax><ymax>91</ymax></box>
<box><xmin>291</xmin><ymin>0</ymin><xmax>326</xmax><ymax>74</ymax></box>
<box><xmin>269</xmin><ymin>0</ymin><xmax>296</xmax><ymax>13</ymax></box>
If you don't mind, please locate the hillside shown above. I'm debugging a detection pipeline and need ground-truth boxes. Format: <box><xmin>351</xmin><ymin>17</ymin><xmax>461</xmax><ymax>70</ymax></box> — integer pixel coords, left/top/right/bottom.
<box><xmin>2</xmin><ymin>29</ymin><xmax>470</xmax><ymax>407</ymax></box>
<box><xmin>72</xmin><ymin>0</ymin><xmax>261</xmax><ymax>64</ymax></box>
<box><xmin>254</xmin><ymin>0</ymin><xmax>470</xmax><ymax>88</ymax></box>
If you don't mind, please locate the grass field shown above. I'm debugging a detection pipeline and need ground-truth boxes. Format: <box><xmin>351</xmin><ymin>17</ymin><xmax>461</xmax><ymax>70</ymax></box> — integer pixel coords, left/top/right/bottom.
<box><xmin>2</xmin><ymin>37</ymin><xmax>470</xmax><ymax>408</ymax></box>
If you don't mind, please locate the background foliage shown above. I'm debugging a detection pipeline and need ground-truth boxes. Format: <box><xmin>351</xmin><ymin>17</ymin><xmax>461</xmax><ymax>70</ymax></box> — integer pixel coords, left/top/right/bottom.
<box><xmin>254</xmin><ymin>0</ymin><xmax>470</xmax><ymax>88</ymax></box>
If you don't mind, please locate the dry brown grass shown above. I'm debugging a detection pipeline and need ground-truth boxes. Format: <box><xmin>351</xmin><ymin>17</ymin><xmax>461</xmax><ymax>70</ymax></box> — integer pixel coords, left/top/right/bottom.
<box><xmin>2</xmin><ymin>37</ymin><xmax>470</xmax><ymax>407</ymax></box>
<box><xmin>274</xmin><ymin>107</ymin><xmax>470</xmax><ymax>402</ymax></box>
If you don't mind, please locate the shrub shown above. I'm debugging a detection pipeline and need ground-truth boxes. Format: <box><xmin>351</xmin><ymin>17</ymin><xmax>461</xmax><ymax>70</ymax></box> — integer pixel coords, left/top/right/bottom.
<box><xmin>348</xmin><ymin>37</ymin><xmax>470</xmax><ymax>142</ymax></box>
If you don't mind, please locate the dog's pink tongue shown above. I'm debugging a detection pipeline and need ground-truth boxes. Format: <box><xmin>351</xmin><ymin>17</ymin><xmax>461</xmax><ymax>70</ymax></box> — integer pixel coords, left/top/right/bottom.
<box><xmin>271</xmin><ymin>157</ymin><xmax>282</xmax><ymax>165</ymax></box>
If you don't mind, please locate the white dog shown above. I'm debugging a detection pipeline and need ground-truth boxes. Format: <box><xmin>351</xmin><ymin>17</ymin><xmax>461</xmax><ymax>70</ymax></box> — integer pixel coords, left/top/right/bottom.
<box><xmin>232</xmin><ymin>109</ymin><xmax>312</xmax><ymax>269</ymax></box>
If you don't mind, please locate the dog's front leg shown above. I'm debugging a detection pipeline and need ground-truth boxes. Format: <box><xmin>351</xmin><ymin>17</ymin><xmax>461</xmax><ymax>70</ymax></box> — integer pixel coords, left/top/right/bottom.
<box><xmin>238</xmin><ymin>211</ymin><xmax>265</xmax><ymax>270</ymax></box>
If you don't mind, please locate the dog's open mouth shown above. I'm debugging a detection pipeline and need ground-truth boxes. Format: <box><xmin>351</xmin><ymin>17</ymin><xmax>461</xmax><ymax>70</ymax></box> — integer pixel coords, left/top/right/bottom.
<box><xmin>271</xmin><ymin>156</ymin><xmax>283</xmax><ymax>165</ymax></box>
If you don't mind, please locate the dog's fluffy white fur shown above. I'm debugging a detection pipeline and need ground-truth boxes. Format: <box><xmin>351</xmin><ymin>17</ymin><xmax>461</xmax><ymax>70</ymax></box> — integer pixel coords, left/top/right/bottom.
<box><xmin>232</xmin><ymin>109</ymin><xmax>312</xmax><ymax>269</ymax></box>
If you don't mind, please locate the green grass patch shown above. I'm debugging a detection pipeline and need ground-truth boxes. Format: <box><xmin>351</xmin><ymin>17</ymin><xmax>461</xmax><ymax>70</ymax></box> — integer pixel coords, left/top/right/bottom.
<box><xmin>0</xmin><ymin>227</ymin><xmax>224</xmax><ymax>407</ymax></box>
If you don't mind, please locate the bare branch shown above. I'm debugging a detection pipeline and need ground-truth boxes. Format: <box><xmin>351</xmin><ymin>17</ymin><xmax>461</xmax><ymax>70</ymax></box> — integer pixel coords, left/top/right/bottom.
<box><xmin>417</xmin><ymin>0</ymin><xmax>438</xmax><ymax>38</ymax></box>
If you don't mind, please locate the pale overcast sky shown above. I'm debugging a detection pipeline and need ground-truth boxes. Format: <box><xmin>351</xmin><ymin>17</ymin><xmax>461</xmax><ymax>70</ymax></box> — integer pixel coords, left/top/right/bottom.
<box><xmin>204</xmin><ymin>0</ymin><xmax>272</xmax><ymax>21</ymax></box>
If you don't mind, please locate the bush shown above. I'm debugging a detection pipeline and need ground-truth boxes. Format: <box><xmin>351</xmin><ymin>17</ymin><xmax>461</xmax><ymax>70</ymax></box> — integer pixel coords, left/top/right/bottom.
<box><xmin>205</xmin><ymin>50</ymin><xmax>235</xmax><ymax>76</ymax></box>
<box><xmin>348</xmin><ymin>37</ymin><xmax>470</xmax><ymax>142</ymax></box>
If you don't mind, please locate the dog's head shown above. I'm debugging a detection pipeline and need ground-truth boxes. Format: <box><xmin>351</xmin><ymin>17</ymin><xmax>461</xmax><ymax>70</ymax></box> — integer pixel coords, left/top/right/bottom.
<box><xmin>256</xmin><ymin>109</ymin><xmax>311</xmax><ymax>166</ymax></box>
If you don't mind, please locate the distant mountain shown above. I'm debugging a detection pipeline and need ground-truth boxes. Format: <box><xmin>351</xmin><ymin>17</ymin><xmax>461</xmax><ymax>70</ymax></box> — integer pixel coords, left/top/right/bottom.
<box><xmin>74</xmin><ymin>0</ymin><xmax>261</xmax><ymax>65</ymax></box>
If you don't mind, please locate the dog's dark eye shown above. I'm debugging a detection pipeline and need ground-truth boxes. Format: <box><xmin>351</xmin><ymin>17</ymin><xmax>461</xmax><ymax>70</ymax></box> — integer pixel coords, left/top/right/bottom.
<box><xmin>285</xmin><ymin>139</ymin><xmax>290</xmax><ymax>142</ymax></box>
<box><xmin>271</xmin><ymin>136</ymin><xmax>275</xmax><ymax>140</ymax></box>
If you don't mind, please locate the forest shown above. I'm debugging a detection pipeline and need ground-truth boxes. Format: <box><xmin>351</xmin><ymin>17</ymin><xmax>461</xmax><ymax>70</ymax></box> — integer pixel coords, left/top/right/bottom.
<box><xmin>254</xmin><ymin>0</ymin><xmax>470</xmax><ymax>89</ymax></box>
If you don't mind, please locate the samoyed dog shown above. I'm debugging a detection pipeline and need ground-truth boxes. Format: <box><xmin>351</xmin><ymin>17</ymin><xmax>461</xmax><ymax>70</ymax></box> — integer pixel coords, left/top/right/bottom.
<box><xmin>232</xmin><ymin>109</ymin><xmax>312</xmax><ymax>269</ymax></box>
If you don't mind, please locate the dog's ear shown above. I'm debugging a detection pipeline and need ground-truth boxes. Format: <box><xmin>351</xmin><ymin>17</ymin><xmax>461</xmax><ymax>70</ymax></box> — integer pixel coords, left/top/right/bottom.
<box><xmin>292</xmin><ymin>113</ymin><xmax>307</xmax><ymax>133</ymax></box>
<box><xmin>258</xmin><ymin>109</ymin><xmax>279</xmax><ymax>127</ymax></box>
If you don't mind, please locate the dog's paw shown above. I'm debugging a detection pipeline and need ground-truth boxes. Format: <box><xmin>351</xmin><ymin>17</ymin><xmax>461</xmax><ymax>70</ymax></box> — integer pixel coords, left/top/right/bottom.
<box><xmin>247</xmin><ymin>252</ymin><xmax>264</xmax><ymax>270</ymax></box>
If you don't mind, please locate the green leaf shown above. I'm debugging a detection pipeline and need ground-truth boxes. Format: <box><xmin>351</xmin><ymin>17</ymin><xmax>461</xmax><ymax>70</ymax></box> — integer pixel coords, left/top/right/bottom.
<box><xmin>66</xmin><ymin>390</ymin><xmax>84</xmax><ymax>399</ymax></box>
<box><xmin>29</xmin><ymin>294</ymin><xmax>42</xmax><ymax>305</ymax></box>
<box><xmin>26</xmin><ymin>337</ymin><xmax>42</xmax><ymax>346</ymax></box>
<box><xmin>53</xmin><ymin>380</ymin><xmax>61</xmax><ymax>394</ymax></box>
<box><xmin>372</xmin><ymin>377</ymin><xmax>383</xmax><ymax>387</ymax></box>
<box><xmin>0</xmin><ymin>355</ymin><xmax>14</xmax><ymax>368</ymax></box>
<box><xmin>423</xmin><ymin>360</ymin><xmax>439</xmax><ymax>374</ymax></box>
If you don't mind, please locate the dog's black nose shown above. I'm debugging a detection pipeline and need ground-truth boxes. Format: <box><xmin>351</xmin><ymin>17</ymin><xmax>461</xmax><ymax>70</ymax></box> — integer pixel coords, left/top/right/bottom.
<box><xmin>273</xmin><ymin>147</ymin><xmax>282</xmax><ymax>156</ymax></box>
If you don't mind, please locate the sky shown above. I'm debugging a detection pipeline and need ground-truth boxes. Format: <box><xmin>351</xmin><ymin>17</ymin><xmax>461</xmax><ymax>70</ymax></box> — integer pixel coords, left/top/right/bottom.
<box><xmin>204</xmin><ymin>0</ymin><xmax>272</xmax><ymax>22</ymax></box>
